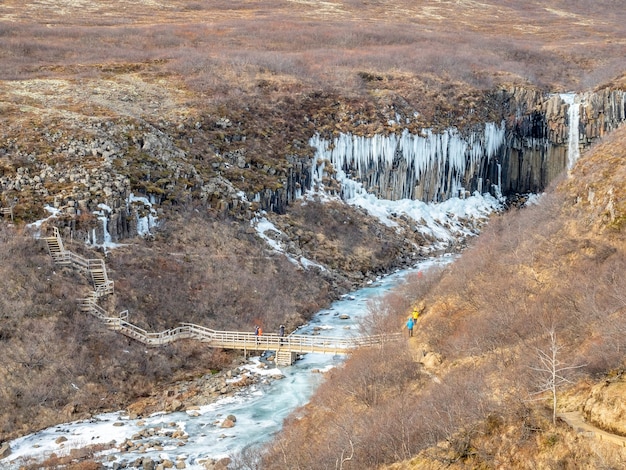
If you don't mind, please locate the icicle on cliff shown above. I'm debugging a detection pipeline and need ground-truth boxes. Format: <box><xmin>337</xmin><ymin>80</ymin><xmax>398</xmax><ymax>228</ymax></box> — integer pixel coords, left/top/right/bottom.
<box><xmin>310</xmin><ymin>122</ymin><xmax>506</xmax><ymax>203</ymax></box>
<box><xmin>308</xmin><ymin>88</ymin><xmax>625</xmax><ymax>204</ymax></box>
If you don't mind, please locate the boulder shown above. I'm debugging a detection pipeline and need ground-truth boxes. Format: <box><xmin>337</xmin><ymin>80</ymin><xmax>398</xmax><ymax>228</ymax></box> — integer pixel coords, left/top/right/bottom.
<box><xmin>221</xmin><ymin>418</ymin><xmax>235</xmax><ymax>428</ymax></box>
<box><xmin>420</xmin><ymin>351</ymin><xmax>442</xmax><ymax>370</ymax></box>
<box><xmin>0</xmin><ymin>442</ymin><xmax>11</xmax><ymax>459</ymax></box>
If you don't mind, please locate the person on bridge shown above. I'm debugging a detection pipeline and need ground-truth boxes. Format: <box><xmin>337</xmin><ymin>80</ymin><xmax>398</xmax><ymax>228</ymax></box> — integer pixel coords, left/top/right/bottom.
<box><xmin>279</xmin><ymin>324</ymin><xmax>285</xmax><ymax>344</ymax></box>
<box><xmin>406</xmin><ymin>317</ymin><xmax>414</xmax><ymax>337</ymax></box>
<box><xmin>255</xmin><ymin>325</ymin><xmax>260</xmax><ymax>344</ymax></box>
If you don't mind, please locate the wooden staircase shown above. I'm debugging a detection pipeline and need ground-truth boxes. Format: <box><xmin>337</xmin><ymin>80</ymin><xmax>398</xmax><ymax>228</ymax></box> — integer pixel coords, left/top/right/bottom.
<box><xmin>88</xmin><ymin>259</ymin><xmax>114</xmax><ymax>296</ymax></box>
<box><xmin>44</xmin><ymin>228</ymin><xmax>114</xmax><ymax>295</ymax></box>
<box><xmin>0</xmin><ymin>206</ymin><xmax>13</xmax><ymax>221</ymax></box>
<box><xmin>43</xmin><ymin>227</ymin><xmax>400</xmax><ymax>366</ymax></box>
<box><xmin>44</xmin><ymin>227</ymin><xmax>69</xmax><ymax>265</ymax></box>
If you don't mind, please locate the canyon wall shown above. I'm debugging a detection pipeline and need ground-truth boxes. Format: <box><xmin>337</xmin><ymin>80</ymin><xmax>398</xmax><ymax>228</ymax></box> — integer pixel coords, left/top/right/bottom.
<box><xmin>309</xmin><ymin>87</ymin><xmax>626</xmax><ymax>203</ymax></box>
<box><xmin>501</xmin><ymin>87</ymin><xmax>626</xmax><ymax>195</ymax></box>
<box><xmin>2</xmin><ymin>86</ymin><xmax>624</xmax><ymax>243</ymax></box>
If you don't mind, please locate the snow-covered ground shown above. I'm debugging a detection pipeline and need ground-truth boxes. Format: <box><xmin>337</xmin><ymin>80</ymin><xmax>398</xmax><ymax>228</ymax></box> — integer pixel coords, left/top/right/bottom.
<box><xmin>255</xmin><ymin>184</ymin><xmax>506</xmax><ymax>269</ymax></box>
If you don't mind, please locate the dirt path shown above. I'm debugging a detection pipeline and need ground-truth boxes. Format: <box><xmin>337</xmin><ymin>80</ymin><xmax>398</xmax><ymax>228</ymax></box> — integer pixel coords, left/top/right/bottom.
<box><xmin>559</xmin><ymin>411</ymin><xmax>626</xmax><ymax>447</ymax></box>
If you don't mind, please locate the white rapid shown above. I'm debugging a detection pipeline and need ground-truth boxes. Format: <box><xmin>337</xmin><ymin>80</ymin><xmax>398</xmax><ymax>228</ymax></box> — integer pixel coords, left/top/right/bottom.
<box><xmin>5</xmin><ymin>257</ymin><xmax>451</xmax><ymax>470</ymax></box>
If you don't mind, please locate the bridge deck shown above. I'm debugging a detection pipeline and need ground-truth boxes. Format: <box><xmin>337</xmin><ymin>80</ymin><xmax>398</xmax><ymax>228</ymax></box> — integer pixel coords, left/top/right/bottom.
<box><xmin>108</xmin><ymin>319</ymin><xmax>400</xmax><ymax>354</ymax></box>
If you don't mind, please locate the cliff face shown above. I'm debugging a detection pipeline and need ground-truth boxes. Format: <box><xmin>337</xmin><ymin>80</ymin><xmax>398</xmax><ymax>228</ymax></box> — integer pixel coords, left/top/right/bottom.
<box><xmin>1</xmin><ymin>81</ymin><xmax>624</xmax><ymax>244</ymax></box>
<box><xmin>501</xmin><ymin>87</ymin><xmax>626</xmax><ymax>195</ymax></box>
<box><xmin>309</xmin><ymin>87</ymin><xmax>626</xmax><ymax>205</ymax></box>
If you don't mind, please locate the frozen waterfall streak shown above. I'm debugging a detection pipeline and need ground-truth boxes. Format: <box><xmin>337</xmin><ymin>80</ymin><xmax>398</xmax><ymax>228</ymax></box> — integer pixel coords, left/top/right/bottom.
<box><xmin>42</xmin><ymin>228</ymin><xmax>400</xmax><ymax>365</ymax></box>
<box><xmin>560</xmin><ymin>93</ymin><xmax>581</xmax><ymax>170</ymax></box>
<box><xmin>309</xmin><ymin>121</ymin><xmax>506</xmax><ymax>203</ymax></box>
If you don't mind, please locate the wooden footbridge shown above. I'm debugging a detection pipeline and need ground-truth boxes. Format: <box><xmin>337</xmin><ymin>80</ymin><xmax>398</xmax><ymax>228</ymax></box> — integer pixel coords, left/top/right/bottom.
<box><xmin>43</xmin><ymin>228</ymin><xmax>399</xmax><ymax>365</ymax></box>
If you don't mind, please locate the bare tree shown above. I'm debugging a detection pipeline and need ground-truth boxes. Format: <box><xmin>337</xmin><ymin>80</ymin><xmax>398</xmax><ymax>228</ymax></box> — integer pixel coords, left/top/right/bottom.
<box><xmin>529</xmin><ymin>327</ymin><xmax>586</xmax><ymax>424</ymax></box>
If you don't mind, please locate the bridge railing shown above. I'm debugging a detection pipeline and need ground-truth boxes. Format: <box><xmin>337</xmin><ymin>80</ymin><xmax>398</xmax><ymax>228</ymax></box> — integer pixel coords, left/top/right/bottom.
<box><xmin>115</xmin><ymin>321</ymin><xmax>193</xmax><ymax>346</ymax></box>
<box><xmin>181</xmin><ymin>323</ymin><xmax>400</xmax><ymax>353</ymax></box>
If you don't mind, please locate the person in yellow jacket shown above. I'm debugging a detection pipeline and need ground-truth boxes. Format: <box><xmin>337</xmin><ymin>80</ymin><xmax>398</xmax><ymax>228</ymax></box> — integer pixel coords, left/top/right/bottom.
<box><xmin>412</xmin><ymin>306</ymin><xmax>420</xmax><ymax>323</ymax></box>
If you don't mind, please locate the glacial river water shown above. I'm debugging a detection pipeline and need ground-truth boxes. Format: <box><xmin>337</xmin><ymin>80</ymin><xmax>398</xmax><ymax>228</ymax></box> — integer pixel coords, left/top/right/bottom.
<box><xmin>6</xmin><ymin>256</ymin><xmax>450</xmax><ymax>469</ymax></box>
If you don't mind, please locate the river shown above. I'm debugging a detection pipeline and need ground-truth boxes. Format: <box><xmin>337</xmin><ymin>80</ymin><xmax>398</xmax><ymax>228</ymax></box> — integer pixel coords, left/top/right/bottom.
<box><xmin>5</xmin><ymin>256</ymin><xmax>450</xmax><ymax>469</ymax></box>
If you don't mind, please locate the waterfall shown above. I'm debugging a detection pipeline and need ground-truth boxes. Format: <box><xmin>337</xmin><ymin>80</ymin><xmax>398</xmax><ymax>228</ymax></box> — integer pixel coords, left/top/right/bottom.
<box><xmin>97</xmin><ymin>203</ymin><xmax>113</xmax><ymax>245</ymax></box>
<box><xmin>99</xmin><ymin>215</ymin><xmax>111</xmax><ymax>244</ymax></box>
<box><xmin>560</xmin><ymin>93</ymin><xmax>581</xmax><ymax>170</ymax></box>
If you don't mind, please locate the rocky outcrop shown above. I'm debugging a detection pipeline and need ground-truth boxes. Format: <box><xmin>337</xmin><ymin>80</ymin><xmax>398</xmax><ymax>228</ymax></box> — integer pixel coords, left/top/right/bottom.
<box><xmin>0</xmin><ymin>441</ymin><xmax>10</xmax><ymax>459</ymax></box>
<box><xmin>1</xmin><ymin>85</ymin><xmax>624</xmax><ymax>241</ymax></box>
<box><xmin>582</xmin><ymin>374</ymin><xmax>626</xmax><ymax>436</ymax></box>
<box><xmin>499</xmin><ymin>87</ymin><xmax>626</xmax><ymax>195</ymax></box>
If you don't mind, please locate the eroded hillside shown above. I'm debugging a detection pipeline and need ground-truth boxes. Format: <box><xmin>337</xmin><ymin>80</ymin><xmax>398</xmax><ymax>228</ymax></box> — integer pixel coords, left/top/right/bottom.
<box><xmin>259</xmin><ymin>125</ymin><xmax>626</xmax><ymax>469</ymax></box>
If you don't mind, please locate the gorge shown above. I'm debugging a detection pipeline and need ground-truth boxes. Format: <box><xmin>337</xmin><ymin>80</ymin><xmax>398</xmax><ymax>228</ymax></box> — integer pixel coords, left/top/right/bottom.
<box><xmin>1</xmin><ymin>1</ymin><xmax>626</xmax><ymax>468</ymax></box>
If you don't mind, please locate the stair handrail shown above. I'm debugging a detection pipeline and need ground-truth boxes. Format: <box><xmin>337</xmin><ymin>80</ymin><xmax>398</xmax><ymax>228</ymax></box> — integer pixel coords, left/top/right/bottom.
<box><xmin>116</xmin><ymin>322</ymin><xmax>193</xmax><ymax>346</ymax></box>
<box><xmin>94</xmin><ymin>280</ymin><xmax>114</xmax><ymax>295</ymax></box>
<box><xmin>80</xmin><ymin>299</ymin><xmax>109</xmax><ymax>320</ymax></box>
<box><xmin>87</xmin><ymin>258</ymin><xmax>107</xmax><ymax>271</ymax></box>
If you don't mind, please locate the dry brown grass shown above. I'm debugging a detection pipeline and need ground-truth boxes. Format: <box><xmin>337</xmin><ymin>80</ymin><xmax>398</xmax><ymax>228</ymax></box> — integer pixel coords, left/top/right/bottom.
<box><xmin>259</xmin><ymin>119</ymin><xmax>626</xmax><ymax>469</ymax></box>
<box><xmin>101</xmin><ymin>209</ymin><xmax>336</xmax><ymax>332</ymax></box>
<box><xmin>1</xmin><ymin>0</ymin><xmax>624</xmax><ymax>97</ymax></box>
<box><xmin>0</xmin><ymin>221</ymin><xmax>245</xmax><ymax>440</ymax></box>
<box><xmin>0</xmin><ymin>193</ymin><xmax>416</xmax><ymax>442</ymax></box>
<box><xmin>1</xmin><ymin>0</ymin><xmax>625</xmax><ymax>464</ymax></box>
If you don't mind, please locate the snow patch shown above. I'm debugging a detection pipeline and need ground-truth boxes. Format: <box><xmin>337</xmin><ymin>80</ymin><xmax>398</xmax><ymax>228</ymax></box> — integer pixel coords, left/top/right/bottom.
<box><xmin>25</xmin><ymin>205</ymin><xmax>61</xmax><ymax>235</ymax></box>
<box><xmin>253</xmin><ymin>215</ymin><xmax>326</xmax><ymax>271</ymax></box>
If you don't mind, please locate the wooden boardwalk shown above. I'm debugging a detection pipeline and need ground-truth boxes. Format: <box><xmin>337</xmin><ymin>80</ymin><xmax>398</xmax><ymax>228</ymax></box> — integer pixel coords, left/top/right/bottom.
<box><xmin>43</xmin><ymin>228</ymin><xmax>400</xmax><ymax>365</ymax></box>
<box><xmin>0</xmin><ymin>206</ymin><xmax>13</xmax><ymax>220</ymax></box>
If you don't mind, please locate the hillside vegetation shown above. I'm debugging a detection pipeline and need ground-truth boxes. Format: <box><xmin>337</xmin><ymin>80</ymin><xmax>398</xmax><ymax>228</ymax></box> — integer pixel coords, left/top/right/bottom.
<box><xmin>1</xmin><ymin>0</ymin><xmax>625</xmax><ymax>468</ymax></box>
<box><xmin>259</xmin><ymin>125</ymin><xmax>626</xmax><ymax>468</ymax></box>
<box><xmin>0</xmin><ymin>197</ymin><xmax>416</xmax><ymax>441</ymax></box>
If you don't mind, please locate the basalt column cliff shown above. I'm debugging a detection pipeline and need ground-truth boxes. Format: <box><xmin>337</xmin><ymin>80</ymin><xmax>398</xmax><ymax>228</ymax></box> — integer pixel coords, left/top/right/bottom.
<box><xmin>309</xmin><ymin>87</ymin><xmax>625</xmax><ymax>204</ymax></box>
